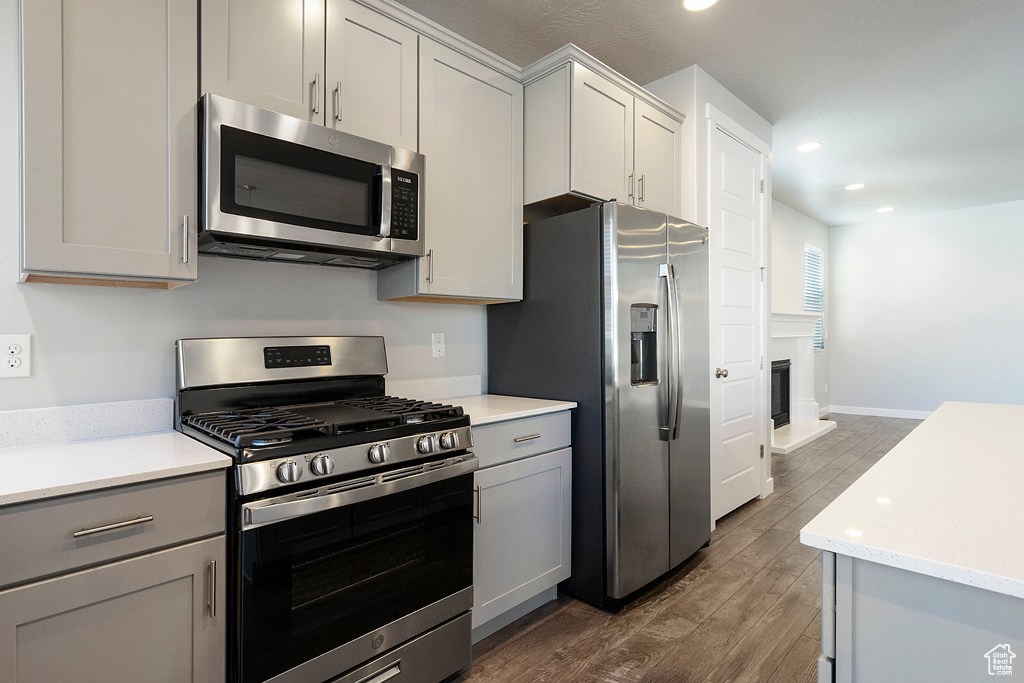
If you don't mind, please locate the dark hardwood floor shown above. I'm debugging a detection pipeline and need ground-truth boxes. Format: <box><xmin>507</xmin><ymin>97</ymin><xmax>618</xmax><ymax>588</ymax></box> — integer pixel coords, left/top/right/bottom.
<box><xmin>456</xmin><ymin>413</ymin><xmax>922</xmax><ymax>683</ymax></box>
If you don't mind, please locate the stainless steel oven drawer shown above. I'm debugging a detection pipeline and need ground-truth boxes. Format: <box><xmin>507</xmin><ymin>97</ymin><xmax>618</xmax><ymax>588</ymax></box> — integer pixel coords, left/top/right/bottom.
<box><xmin>0</xmin><ymin>471</ymin><xmax>225</xmax><ymax>588</ymax></box>
<box><xmin>331</xmin><ymin>613</ymin><xmax>471</xmax><ymax>683</ymax></box>
<box><xmin>472</xmin><ymin>412</ymin><xmax>571</xmax><ymax>469</ymax></box>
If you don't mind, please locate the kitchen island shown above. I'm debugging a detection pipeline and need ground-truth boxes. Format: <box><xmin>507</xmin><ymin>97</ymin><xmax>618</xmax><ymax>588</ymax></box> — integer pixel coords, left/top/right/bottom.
<box><xmin>801</xmin><ymin>402</ymin><xmax>1024</xmax><ymax>682</ymax></box>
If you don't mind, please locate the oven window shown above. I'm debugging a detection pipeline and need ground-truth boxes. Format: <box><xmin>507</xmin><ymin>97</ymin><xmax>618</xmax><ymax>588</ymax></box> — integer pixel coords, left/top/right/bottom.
<box><xmin>220</xmin><ymin>126</ymin><xmax>381</xmax><ymax>235</ymax></box>
<box><xmin>239</xmin><ymin>473</ymin><xmax>473</xmax><ymax>683</ymax></box>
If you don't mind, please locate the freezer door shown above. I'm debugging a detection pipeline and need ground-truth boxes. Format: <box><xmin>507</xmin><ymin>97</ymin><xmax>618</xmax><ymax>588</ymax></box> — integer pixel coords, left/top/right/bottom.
<box><xmin>603</xmin><ymin>203</ymin><xmax>672</xmax><ymax>599</ymax></box>
<box><xmin>668</xmin><ymin>217</ymin><xmax>712</xmax><ymax>567</ymax></box>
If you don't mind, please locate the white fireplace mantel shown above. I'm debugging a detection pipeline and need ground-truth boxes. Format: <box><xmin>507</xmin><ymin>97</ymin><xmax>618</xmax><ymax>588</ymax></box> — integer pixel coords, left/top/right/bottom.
<box><xmin>770</xmin><ymin>310</ymin><xmax>835</xmax><ymax>453</ymax></box>
<box><xmin>771</xmin><ymin>311</ymin><xmax>822</xmax><ymax>338</ymax></box>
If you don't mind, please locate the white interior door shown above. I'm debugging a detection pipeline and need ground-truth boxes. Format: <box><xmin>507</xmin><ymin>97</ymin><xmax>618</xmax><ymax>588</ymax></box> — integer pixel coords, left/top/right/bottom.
<box><xmin>708</xmin><ymin>124</ymin><xmax>766</xmax><ymax>521</ymax></box>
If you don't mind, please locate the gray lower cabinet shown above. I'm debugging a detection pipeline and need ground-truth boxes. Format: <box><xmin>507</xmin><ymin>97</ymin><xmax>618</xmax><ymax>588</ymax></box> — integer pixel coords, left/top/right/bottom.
<box><xmin>20</xmin><ymin>0</ymin><xmax>198</xmax><ymax>287</ymax></box>
<box><xmin>0</xmin><ymin>472</ymin><xmax>227</xmax><ymax>682</ymax></box>
<box><xmin>819</xmin><ymin>551</ymin><xmax>1024</xmax><ymax>683</ymax></box>
<box><xmin>471</xmin><ymin>412</ymin><xmax>572</xmax><ymax>636</ymax></box>
<box><xmin>0</xmin><ymin>536</ymin><xmax>225</xmax><ymax>683</ymax></box>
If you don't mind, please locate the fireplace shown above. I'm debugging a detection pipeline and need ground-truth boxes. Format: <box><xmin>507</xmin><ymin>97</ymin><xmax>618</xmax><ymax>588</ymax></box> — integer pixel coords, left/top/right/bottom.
<box><xmin>771</xmin><ymin>359</ymin><xmax>791</xmax><ymax>429</ymax></box>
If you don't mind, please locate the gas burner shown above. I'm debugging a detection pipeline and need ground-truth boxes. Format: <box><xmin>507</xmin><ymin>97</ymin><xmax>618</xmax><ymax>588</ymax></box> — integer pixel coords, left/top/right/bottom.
<box><xmin>339</xmin><ymin>396</ymin><xmax>465</xmax><ymax>424</ymax></box>
<box><xmin>183</xmin><ymin>396</ymin><xmax>464</xmax><ymax>451</ymax></box>
<box><xmin>185</xmin><ymin>408</ymin><xmax>329</xmax><ymax>449</ymax></box>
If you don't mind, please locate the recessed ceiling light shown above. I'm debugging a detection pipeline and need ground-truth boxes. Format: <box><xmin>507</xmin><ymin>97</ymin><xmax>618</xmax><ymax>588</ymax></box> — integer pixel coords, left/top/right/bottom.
<box><xmin>682</xmin><ymin>0</ymin><xmax>718</xmax><ymax>9</ymax></box>
<box><xmin>878</xmin><ymin>207</ymin><xmax>894</xmax><ymax>213</ymax></box>
<box><xmin>796</xmin><ymin>141</ymin><xmax>822</xmax><ymax>152</ymax></box>
<box><xmin>845</xmin><ymin>183</ymin><xmax>865</xmax><ymax>191</ymax></box>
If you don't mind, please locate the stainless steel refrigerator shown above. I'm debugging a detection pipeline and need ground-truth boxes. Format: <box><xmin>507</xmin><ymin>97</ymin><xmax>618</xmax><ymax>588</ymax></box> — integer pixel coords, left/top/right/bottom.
<box><xmin>487</xmin><ymin>201</ymin><xmax>710</xmax><ymax>609</ymax></box>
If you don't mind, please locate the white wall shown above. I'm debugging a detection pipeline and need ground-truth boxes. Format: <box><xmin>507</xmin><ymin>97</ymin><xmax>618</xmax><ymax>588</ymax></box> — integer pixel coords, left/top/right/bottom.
<box><xmin>830</xmin><ymin>199</ymin><xmax>1024</xmax><ymax>415</ymax></box>
<box><xmin>0</xmin><ymin>0</ymin><xmax>486</xmax><ymax>412</ymax></box>
<box><xmin>645</xmin><ymin>65</ymin><xmax>773</xmax><ymax>227</ymax></box>
<box><xmin>771</xmin><ymin>200</ymin><xmax>830</xmax><ymax>410</ymax></box>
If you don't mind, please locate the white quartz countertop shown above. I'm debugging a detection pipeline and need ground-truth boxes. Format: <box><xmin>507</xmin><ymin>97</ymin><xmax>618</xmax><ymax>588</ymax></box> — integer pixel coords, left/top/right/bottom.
<box><xmin>800</xmin><ymin>401</ymin><xmax>1024</xmax><ymax>599</ymax></box>
<box><xmin>443</xmin><ymin>394</ymin><xmax>576</xmax><ymax>426</ymax></box>
<box><xmin>0</xmin><ymin>431</ymin><xmax>232</xmax><ymax>508</ymax></box>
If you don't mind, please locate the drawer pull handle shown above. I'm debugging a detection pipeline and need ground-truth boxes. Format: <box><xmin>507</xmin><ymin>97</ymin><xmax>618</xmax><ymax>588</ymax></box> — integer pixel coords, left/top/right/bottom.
<box><xmin>73</xmin><ymin>515</ymin><xmax>153</xmax><ymax>538</ymax></box>
<box><xmin>514</xmin><ymin>434</ymin><xmax>542</xmax><ymax>443</ymax></box>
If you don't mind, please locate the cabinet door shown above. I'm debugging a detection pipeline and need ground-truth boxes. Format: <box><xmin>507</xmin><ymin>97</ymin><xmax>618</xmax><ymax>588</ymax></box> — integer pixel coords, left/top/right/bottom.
<box><xmin>0</xmin><ymin>536</ymin><xmax>225</xmax><ymax>683</ymax></box>
<box><xmin>570</xmin><ymin>62</ymin><xmax>634</xmax><ymax>204</ymax></box>
<box><xmin>634</xmin><ymin>99</ymin><xmax>682</xmax><ymax>217</ymax></box>
<box><xmin>473</xmin><ymin>448</ymin><xmax>571</xmax><ymax>629</ymax></box>
<box><xmin>21</xmin><ymin>0</ymin><xmax>197</xmax><ymax>283</ymax></box>
<box><xmin>202</xmin><ymin>0</ymin><xmax>325</xmax><ymax>122</ymax></box>
<box><xmin>416</xmin><ymin>38</ymin><xmax>523</xmax><ymax>301</ymax></box>
<box><xmin>325</xmin><ymin>0</ymin><xmax>418</xmax><ymax>150</ymax></box>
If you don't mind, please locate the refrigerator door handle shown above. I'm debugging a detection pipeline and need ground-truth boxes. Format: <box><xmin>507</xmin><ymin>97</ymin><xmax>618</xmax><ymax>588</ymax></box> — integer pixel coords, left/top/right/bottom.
<box><xmin>660</xmin><ymin>263</ymin><xmax>680</xmax><ymax>440</ymax></box>
<box><xmin>669</xmin><ymin>265</ymin><xmax>684</xmax><ymax>440</ymax></box>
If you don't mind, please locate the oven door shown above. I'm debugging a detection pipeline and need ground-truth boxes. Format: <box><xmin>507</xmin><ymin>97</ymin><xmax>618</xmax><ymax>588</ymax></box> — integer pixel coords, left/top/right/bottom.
<box><xmin>237</xmin><ymin>456</ymin><xmax>476</xmax><ymax>683</ymax></box>
<box><xmin>202</xmin><ymin>93</ymin><xmax>398</xmax><ymax>258</ymax></box>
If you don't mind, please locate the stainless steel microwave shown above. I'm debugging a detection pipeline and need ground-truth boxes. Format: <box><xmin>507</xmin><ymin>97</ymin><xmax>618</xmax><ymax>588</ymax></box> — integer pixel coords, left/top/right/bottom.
<box><xmin>199</xmin><ymin>94</ymin><xmax>424</xmax><ymax>269</ymax></box>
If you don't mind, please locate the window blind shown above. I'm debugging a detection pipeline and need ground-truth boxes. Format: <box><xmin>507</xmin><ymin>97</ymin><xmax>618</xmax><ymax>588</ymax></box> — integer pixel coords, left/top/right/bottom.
<box><xmin>804</xmin><ymin>246</ymin><xmax>825</xmax><ymax>351</ymax></box>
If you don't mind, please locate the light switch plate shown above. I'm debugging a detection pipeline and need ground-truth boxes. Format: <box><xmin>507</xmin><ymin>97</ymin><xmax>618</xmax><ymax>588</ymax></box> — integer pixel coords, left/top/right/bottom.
<box><xmin>0</xmin><ymin>334</ymin><xmax>31</xmax><ymax>378</ymax></box>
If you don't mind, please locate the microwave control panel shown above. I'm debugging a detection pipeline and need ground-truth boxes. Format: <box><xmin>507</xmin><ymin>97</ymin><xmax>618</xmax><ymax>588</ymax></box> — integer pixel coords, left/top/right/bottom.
<box><xmin>390</xmin><ymin>170</ymin><xmax>419</xmax><ymax>241</ymax></box>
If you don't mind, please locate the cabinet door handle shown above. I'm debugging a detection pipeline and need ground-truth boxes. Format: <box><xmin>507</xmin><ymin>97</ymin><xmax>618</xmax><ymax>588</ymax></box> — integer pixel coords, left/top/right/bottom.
<box><xmin>426</xmin><ymin>249</ymin><xmax>434</xmax><ymax>283</ymax></box>
<box><xmin>312</xmin><ymin>73</ymin><xmax>321</xmax><ymax>115</ymax></box>
<box><xmin>73</xmin><ymin>515</ymin><xmax>153</xmax><ymax>538</ymax></box>
<box><xmin>513</xmin><ymin>434</ymin><xmax>542</xmax><ymax>443</ymax></box>
<box><xmin>638</xmin><ymin>174</ymin><xmax>646</xmax><ymax>202</ymax></box>
<box><xmin>182</xmin><ymin>216</ymin><xmax>189</xmax><ymax>264</ymax></box>
<box><xmin>474</xmin><ymin>485</ymin><xmax>482</xmax><ymax>524</ymax></box>
<box><xmin>334</xmin><ymin>81</ymin><xmax>343</xmax><ymax>122</ymax></box>
<box><xmin>208</xmin><ymin>559</ymin><xmax>217</xmax><ymax>618</ymax></box>
<box><xmin>627</xmin><ymin>172</ymin><xmax>635</xmax><ymax>200</ymax></box>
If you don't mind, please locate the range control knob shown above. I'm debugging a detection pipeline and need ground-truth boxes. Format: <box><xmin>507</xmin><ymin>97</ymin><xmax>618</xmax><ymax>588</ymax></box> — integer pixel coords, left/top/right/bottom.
<box><xmin>439</xmin><ymin>431</ymin><xmax>459</xmax><ymax>450</ymax></box>
<box><xmin>417</xmin><ymin>435</ymin><xmax>436</xmax><ymax>454</ymax></box>
<box><xmin>368</xmin><ymin>443</ymin><xmax>390</xmax><ymax>464</ymax></box>
<box><xmin>276</xmin><ymin>460</ymin><xmax>303</xmax><ymax>484</ymax></box>
<box><xmin>310</xmin><ymin>454</ymin><xmax>335</xmax><ymax>476</ymax></box>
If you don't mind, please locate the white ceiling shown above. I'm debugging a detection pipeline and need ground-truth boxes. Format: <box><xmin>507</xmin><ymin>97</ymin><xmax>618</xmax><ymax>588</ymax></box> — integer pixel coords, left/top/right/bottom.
<box><xmin>395</xmin><ymin>0</ymin><xmax>1024</xmax><ymax>227</ymax></box>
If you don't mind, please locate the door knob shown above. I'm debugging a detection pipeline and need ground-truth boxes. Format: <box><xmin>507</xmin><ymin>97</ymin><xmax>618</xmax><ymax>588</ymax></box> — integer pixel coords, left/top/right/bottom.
<box><xmin>715</xmin><ymin>367</ymin><xmax>729</xmax><ymax>378</ymax></box>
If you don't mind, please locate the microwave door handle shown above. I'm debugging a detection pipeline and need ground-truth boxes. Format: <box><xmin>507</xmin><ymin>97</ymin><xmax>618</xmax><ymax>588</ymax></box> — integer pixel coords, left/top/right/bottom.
<box><xmin>378</xmin><ymin>164</ymin><xmax>392</xmax><ymax>239</ymax></box>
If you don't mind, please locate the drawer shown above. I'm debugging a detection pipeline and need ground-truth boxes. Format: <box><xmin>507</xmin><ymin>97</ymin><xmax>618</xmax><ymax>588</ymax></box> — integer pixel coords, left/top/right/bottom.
<box><xmin>0</xmin><ymin>471</ymin><xmax>225</xmax><ymax>589</ymax></box>
<box><xmin>472</xmin><ymin>411</ymin><xmax>570</xmax><ymax>469</ymax></box>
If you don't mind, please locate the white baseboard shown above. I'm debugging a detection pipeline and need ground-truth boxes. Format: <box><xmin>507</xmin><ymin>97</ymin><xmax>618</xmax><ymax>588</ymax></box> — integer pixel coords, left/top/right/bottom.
<box><xmin>819</xmin><ymin>405</ymin><xmax>832</xmax><ymax>417</ymax></box>
<box><xmin>830</xmin><ymin>405</ymin><xmax>932</xmax><ymax>420</ymax></box>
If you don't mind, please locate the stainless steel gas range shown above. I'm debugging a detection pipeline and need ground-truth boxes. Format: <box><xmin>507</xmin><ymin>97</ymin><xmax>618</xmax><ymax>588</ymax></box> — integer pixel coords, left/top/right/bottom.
<box><xmin>174</xmin><ymin>336</ymin><xmax>475</xmax><ymax>683</ymax></box>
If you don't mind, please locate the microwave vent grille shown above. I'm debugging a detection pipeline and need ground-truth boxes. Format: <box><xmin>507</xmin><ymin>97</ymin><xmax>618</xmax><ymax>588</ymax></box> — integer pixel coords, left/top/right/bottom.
<box><xmin>323</xmin><ymin>256</ymin><xmax>382</xmax><ymax>269</ymax></box>
<box><xmin>205</xmin><ymin>244</ymin><xmax>277</xmax><ymax>258</ymax></box>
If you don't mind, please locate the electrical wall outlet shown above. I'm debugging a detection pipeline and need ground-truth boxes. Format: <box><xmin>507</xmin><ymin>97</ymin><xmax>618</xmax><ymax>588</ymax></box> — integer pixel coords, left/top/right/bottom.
<box><xmin>0</xmin><ymin>334</ymin><xmax>31</xmax><ymax>378</ymax></box>
<box><xmin>431</xmin><ymin>333</ymin><xmax>445</xmax><ymax>358</ymax></box>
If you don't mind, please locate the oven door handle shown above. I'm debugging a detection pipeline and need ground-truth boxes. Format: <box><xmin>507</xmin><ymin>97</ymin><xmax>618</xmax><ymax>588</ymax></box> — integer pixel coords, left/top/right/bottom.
<box><xmin>242</xmin><ymin>455</ymin><xmax>478</xmax><ymax>530</ymax></box>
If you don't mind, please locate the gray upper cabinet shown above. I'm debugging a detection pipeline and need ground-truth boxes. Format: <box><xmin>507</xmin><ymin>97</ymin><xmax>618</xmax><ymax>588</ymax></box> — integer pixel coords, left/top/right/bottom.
<box><xmin>325</xmin><ymin>0</ymin><xmax>418</xmax><ymax>150</ymax></box>
<box><xmin>522</xmin><ymin>46</ymin><xmax>683</xmax><ymax>220</ymax></box>
<box><xmin>377</xmin><ymin>38</ymin><xmax>524</xmax><ymax>304</ymax></box>
<box><xmin>200</xmin><ymin>0</ymin><xmax>324</xmax><ymax>123</ymax></box>
<box><xmin>202</xmin><ymin>0</ymin><xmax>418</xmax><ymax>150</ymax></box>
<box><xmin>20</xmin><ymin>0</ymin><xmax>198</xmax><ymax>287</ymax></box>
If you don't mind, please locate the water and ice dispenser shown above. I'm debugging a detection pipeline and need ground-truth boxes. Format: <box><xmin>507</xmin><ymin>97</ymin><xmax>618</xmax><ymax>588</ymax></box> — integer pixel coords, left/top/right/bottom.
<box><xmin>630</xmin><ymin>304</ymin><xmax>658</xmax><ymax>385</ymax></box>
